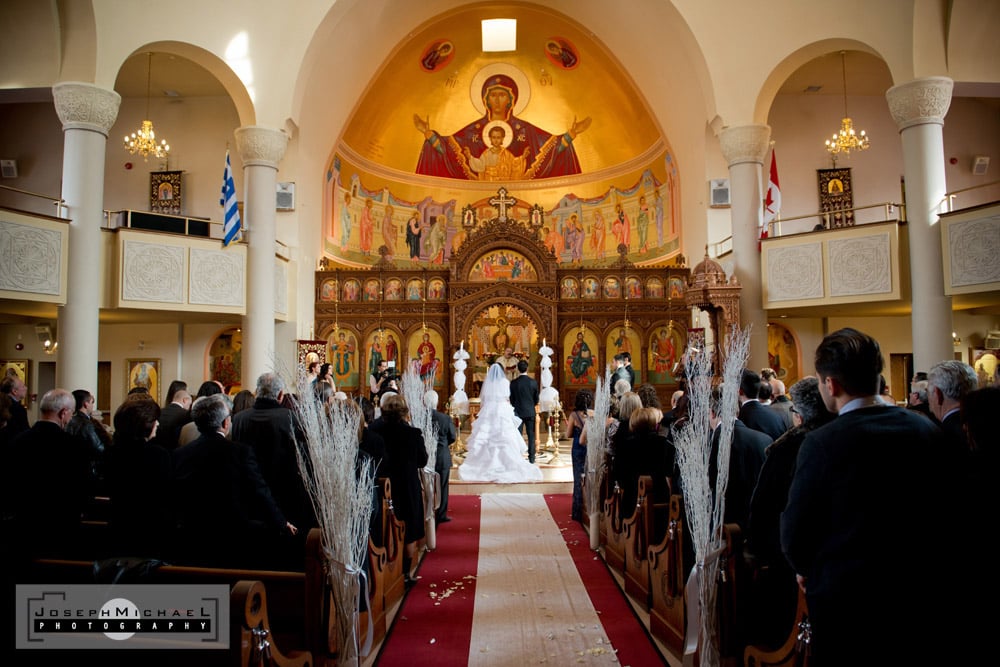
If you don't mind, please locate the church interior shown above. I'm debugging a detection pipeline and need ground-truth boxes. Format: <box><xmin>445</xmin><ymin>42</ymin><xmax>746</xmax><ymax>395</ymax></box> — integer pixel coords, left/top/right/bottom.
<box><xmin>2</xmin><ymin>0</ymin><xmax>1000</xmax><ymax>663</ymax></box>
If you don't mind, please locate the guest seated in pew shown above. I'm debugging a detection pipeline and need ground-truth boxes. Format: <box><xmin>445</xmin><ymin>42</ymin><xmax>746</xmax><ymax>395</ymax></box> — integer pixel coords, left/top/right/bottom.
<box><xmin>744</xmin><ymin>376</ymin><xmax>833</xmax><ymax>649</ymax></box>
<box><xmin>613</xmin><ymin>406</ymin><xmax>674</xmax><ymax>515</ymax></box>
<box><xmin>173</xmin><ymin>393</ymin><xmax>299</xmax><ymax>569</ymax></box>
<box><xmin>106</xmin><ymin>397</ymin><xmax>174</xmax><ymax>559</ymax></box>
<box><xmin>368</xmin><ymin>393</ymin><xmax>428</xmax><ymax>583</ymax></box>
<box><xmin>5</xmin><ymin>389</ymin><xmax>91</xmax><ymax>559</ymax></box>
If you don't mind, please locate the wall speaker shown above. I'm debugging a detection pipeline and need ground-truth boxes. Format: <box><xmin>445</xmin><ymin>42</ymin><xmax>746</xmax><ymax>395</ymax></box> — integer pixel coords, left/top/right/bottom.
<box><xmin>0</xmin><ymin>159</ymin><xmax>18</xmax><ymax>178</ymax></box>
<box><xmin>709</xmin><ymin>178</ymin><xmax>730</xmax><ymax>208</ymax></box>
<box><xmin>276</xmin><ymin>182</ymin><xmax>295</xmax><ymax>211</ymax></box>
<box><xmin>972</xmin><ymin>155</ymin><xmax>990</xmax><ymax>176</ymax></box>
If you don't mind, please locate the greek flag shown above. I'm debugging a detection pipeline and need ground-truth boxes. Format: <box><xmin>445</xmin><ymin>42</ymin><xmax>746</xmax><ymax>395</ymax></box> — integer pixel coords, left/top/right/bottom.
<box><xmin>220</xmin><ymin>150</ymin><xmax>242</xmax><ymax>246</ymax></box>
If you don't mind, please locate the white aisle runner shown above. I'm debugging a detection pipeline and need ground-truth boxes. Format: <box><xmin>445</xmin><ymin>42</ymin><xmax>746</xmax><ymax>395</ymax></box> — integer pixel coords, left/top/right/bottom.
<box><xmin>469</xmin><ymin>494</ymin><xmax>619</xmax><ymax>665</ymax></box>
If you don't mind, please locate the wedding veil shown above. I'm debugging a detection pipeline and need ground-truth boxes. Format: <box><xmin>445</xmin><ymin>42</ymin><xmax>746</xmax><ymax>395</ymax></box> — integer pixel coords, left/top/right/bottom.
<box><xmin>480</xmin><ymin>362</ymin><xmax>510</xmax><ymax>404</ymax></box>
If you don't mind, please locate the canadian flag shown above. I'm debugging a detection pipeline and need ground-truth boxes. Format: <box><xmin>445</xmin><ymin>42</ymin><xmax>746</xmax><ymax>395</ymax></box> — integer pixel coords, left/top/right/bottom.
<box><xmin>762</xmin><ymin>150</ymin><xmax>781</xmax><ymax>249</ymax></box>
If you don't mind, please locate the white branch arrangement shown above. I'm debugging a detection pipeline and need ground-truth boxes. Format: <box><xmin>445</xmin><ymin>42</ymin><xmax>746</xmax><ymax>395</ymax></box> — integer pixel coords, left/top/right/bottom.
<box><xmin>672</xmin><ymin>325</ymin><xmax>750</xmax><ymax>667</ymax></box>
<box><xmin>584</xmin><ymin>365</ymin><xmax>612</xmax><ymax>549</ymax></box>
<box><xmin>292</xmin><ymin>374</ymin><xmax>376</xmax><ymax>665</ymax></box>
<box><xmin>400</xmin><ymin>365</ymin><xmax>440</xmax><ymax>550</ymax></box>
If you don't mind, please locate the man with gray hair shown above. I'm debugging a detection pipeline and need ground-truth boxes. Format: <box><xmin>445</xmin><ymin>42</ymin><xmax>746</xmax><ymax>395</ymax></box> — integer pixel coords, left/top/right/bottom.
<box><xmin>7</xmin><ymin>388</ymin><xmax>91</xmax><ymax>555</ymax></box>
<box><xmin>927</xmin><ymin>360</ymin><xmax>978</xmax><ymax>453</ymax></box>
<box><xmin>231</xmin><ymin>372</ymin><xmax>314</xmax><ymax>536</ymax></box>
<box><xmin>173</xmin><ymin>393</ymin><xmax>297</xmax><ymax>568</ymax></box>
<box><xmin>424</xmin><ymin>389</ymin><xmax>456</xmax><ymax>523</ymax></box>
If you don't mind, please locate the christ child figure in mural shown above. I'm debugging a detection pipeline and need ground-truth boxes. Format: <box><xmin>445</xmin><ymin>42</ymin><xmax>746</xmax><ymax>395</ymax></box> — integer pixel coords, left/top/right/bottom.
<box><xmin>417</xmin><ymin>333</ymin><xmax>437</xmax><ymax>383</ymax></box>
<box><xmin>413</xmin><ymin>72</ymin><xmax>591</xmax><ymax>180</ymax></box>
<box><xmin>463</xmin><ymin>125</ymin><xmax>528</xmax><ymax>181</ymax></box>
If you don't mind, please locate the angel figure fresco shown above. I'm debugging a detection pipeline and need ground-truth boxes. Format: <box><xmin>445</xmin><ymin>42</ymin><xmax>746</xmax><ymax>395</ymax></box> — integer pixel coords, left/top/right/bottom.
<box><xmin>413</xmin><ymin>72</ymin><xmax>591</xmax><ymax>181</ymax></box>
<box><xmin>359</xmin><ymin>197</ymin><xmax>375</xmax><ymax>256</ymax></box>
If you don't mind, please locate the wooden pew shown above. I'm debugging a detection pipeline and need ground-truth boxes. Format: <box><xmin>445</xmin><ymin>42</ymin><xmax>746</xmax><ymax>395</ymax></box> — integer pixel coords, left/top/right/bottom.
<box><xmin>622</xmin><ymin>475</ymin><xmax>654</xmax><ymax>606</ymax></box>
<box><xmin>602</xmin><ymin>481</ymin><xmax>627</xmax><ymax>573</ymax></box>
<box><xmin>371</xmin><ymin>477</ymin><xmax>407</xmax><ymax>615</ymax></box>
<box><xmin>25</xmin><ymin>528</ymin><xmax>335</xmax><ymax>667</ymax></box>
<box><xmin>233</xmin><ymin>580</ymin><xmax>314</xmax><ymax>667</ymax></box>
<box><xmin>648</xmin><ymin>493</ymin><xmax>686</xmax><ymax>654</ymax></box>
<box><xmin>743</xmin><ymin>588</ymin><xmax>811</xmax><ymax>667</ymax></box>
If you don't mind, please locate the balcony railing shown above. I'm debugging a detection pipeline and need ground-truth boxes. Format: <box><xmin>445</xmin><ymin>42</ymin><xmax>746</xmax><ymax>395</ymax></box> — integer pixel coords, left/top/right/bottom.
<box><xmin>0</xmin><ymin>184</ymin><xmax>65</xmax><ymax>218</ymax></box>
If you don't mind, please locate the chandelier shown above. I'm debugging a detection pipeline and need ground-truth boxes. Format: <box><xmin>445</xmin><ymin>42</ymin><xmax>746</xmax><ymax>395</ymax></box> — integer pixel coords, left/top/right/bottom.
<box><xmin>824</xmin><ymin>51</ymin><xmax>869</xmax><ymax>160</ymax></box>
<box><xmin>123</xmin><ymin>53</ymin><xmax>170</xmax><ymax>161</ymax></box>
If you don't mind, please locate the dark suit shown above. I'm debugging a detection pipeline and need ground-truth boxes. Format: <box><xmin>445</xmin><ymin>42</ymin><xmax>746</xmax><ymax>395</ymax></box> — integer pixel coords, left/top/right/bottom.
<box><xmin>7</xmin><ymin>421</ymin><xmax>91</xmax><ymax>557</ymax></box>
<box><xmin>509</xmin><ymin>372</ymin><xmax>539</xmax><ymax>462</ymax></box>
<box><xmin>5</xmin><ymin>400</ymin><xmax>30</xmax><ymax>438</ymax></box>
<box><xmin>172</xmin><ymin>430</ymin><xmax>290</xmax><ymax>568</ymax></box>
<box><xmin>155</xmin><ymin>401</ymin><xmax>191</xmax><ymax>451</ymax></box>
<box><xmin>781</xmin><ymin>405</ymin><xmax>950</xmax><ymax>665</ymax></box>
<box><xmin>231</xmin><ymin>397</ymin><xmax>315</xmax><ymax>531</ymax></box>
<box><xmin>739</xmin><ymin>399</ymin><xmax>787</xmax><ymax>440</ymax></box>
<box><xmin>710</xmin><ymin>419</ymin><xmax>771</xmax><ymax>532</ymax></box>
<box><xmin>429</xmin><ymin>409</ymin><xmax>456</xmax><ymax>521</ymax></box>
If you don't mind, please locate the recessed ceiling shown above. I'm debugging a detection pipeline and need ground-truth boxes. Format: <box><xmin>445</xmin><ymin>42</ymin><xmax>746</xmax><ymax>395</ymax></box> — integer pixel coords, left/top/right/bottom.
<box><xmin>114</xmin><ymin>52</ymin><xmax>226</xmax><ymax>99</ymax></box>
<box><xmin>778</xmin><ymin>51</ymin><xmax>893</xmax><ymax>96</ymax></box>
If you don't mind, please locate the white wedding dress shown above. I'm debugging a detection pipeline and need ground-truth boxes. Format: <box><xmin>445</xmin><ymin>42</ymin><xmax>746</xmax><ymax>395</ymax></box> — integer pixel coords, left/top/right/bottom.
<box><xmin>458</xmin><ymin>363</ymin><xmax>543</xmax><ymax>483</ymax></box>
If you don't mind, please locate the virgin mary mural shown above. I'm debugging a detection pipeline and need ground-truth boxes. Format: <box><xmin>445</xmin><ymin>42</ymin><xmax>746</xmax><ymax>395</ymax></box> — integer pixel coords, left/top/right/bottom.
<box><xmin>413</xmin><ymin>66</ymin><xmax>592</xmax><ymax>181</ymax></box>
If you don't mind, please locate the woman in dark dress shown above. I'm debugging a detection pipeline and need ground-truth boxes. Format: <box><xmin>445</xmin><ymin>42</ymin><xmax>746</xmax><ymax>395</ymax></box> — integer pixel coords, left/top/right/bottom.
<box><xmin>368</xmin><ymin>393</ymin><xmax>427</xmax><ymax>581</ymax></box>
<box><xmin>565</xmin><ymin>388</ymin><xmax>593</xmax><ymax>522</ymax></box>
<box><xmin>105</xmin><ymin>398</ymin><xmax>174</xmax><ymax>559</ymax></box>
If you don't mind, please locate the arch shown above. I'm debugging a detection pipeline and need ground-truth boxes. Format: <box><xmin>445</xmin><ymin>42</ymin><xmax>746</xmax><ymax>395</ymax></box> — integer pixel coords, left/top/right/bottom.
<box><xmin>450</xmin><ymin>217</ymin><xmax>557</xmax><ymax>283</ymax></box>
<box><xmin>118</xmin><ymin>41</ymin><xmax>255</xmax><ymax>126</ymax></box>
<box><xmin>753</xmin><ymin>40</ymin><xmax>890</xmax><ymax>124</ymax></box>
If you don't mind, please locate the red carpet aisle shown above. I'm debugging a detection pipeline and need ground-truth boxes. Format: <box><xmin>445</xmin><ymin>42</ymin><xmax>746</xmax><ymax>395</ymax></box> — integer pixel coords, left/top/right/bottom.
<box><xmin>543</xmin><ymin>494</ymin><xmax>668</xmax><ymax>666</ymax></box>
<box><xmin>376</xmin><ymin>494</ymin><xmax>665</xmax><ymax>666</ymax></box>
<box><xmin>375</xmin><ymin>495</ymin><xmax>482</xmax><ymax>664</ymax></box>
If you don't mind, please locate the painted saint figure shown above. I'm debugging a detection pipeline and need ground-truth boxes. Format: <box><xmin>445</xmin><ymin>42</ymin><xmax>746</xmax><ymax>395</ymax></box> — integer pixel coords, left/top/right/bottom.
<box><xmin>359</xmin><ymin>198</ymin><xmax>375</xmax><ymax>256</ymax></box>
<box><xmin>591</xmin><ymin>210</ymin><xmax>607</xmax><ymax>259</ymax></box>
<box><xmin>331</xmin><ymin>332</ymin><xmax>353</xmax><ymax>377</ymax></box>
<box><xmin>413</xmin><ymin>73</ymin><xmax>591</xmax><ymax>181</ymax></box>
<box><xmin>406</xmin><ymin>213</ymin><xmax>422</xmax><ymax>261</ymax></box>
<box><xmin>381</xmin><ymin>205</ymin><xmax>396</xmax><ymax>257</ymax></box>
<box><xmin>417</xmin><ymin>333</ymin><xmax>437</xmax><ymax>383</ymax></box>
<box><xmin>567</xmin><ymin>331</ymin><xmax>593</xmax><ymax>382</ymax></box>
<box><xmin>612</xmin><ymin>203</ymin><xmax>631</xmax><ymax>249</ymax></box>
<box><xmin>636</xmin><ymin>195</ymin><xmax>650</xmax><ymax>253</ymax></box>
<box><xmin>340</xmin><ymin>192</ymin><xmax>353</xmax><ymax>252</ymax></box>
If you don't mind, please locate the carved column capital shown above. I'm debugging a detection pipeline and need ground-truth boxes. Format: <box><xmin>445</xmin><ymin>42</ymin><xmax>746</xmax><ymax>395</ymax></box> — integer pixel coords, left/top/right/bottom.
<box><xmin>234</xmin><ymin>126</ymin><xmax>288</xmax><ymax>168</ymax></box>
<box><xmin>718</xmin><ymin>124</ymin><xmax>771</xmax><ymax>167</ymax></box>
<box><xmin>886</xmin><ymin>77</ymin><xmax>953</xmax><ymax>131</ymax></box>
<box><xmin>52</xmin><ymin>82</ymin><xmax>121</xmax><ymax>136</ymax></box>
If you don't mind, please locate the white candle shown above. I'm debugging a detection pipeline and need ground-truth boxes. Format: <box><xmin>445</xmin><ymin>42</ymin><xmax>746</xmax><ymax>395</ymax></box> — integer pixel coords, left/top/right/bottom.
<box><xmin>460</xmin><ymin>340</ymin><xmax>464</xmax><ymax>350</ymax></box>
<box><xmin>543</xmin><ymin>338</ymin><xmax>546</xmax><ymax>347</ymax></box>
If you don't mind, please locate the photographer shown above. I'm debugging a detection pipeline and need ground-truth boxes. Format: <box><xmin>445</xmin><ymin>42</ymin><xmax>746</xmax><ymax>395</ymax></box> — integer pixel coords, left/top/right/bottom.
<box><xmin>369</xmin><ymin>360</ymin><xmax>399</xmax><ymax>401</ymax></box>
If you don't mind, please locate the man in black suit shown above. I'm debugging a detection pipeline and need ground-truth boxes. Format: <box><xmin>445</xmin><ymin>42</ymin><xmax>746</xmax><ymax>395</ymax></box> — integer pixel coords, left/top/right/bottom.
<box><xmin>423</xmin><ymin>389</ymin><xmax>456</xmax><ymax>523</ymax></box>
<box><xmin>6</xmin><ymin>389</ymin><xmax>90</xmax><ymax>557</ymax></box>
<box><xmin>173</xmin><ymin>393</ymin><xmax>296</xmax><ymax>568</ymax></box>
<box><xmin>707</xmin><ymin>386</ymin><xmax>771</xmax><ymax>533</ymax></box>
<box><xmin>927</xmin><ymin>359</ymin><xmax>978</xmax><ymax>454</ymax></box>
<box><xmin>509</xmin><ymin>359</ymin><xmax>539</xmax><ymax>463</ymax></box>
<box><xmin>231</xmin><ymin>372</ymin><xmax>314</xmax><ymax>534</ymax></box>
<box><xmin>781</xmin><ymin>328</ymin><xmax>952</xmax><ymax>666</ymax></box>
<box><xmin>737</xmin><ymin>368</ymin><xmax>787</xmax><ymax>440</ymax></box>
<box><xmin>155</xmin><ymin>388</ymin><xmax>192</xmax><ymax>451</ymax></box>
<box><xmin>0</xmin><ymin>374</ymin><xmax>30</xmax><ymax>438</ymax></box>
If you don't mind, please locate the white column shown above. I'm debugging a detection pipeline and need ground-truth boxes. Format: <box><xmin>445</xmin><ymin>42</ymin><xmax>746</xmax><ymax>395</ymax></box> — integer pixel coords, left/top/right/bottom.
<box><xmin>886</xmin><ymin>77</ymin><xmax>954</xmax><ymax>372</ymax></box>
<box><xmin>51</xmin><ymin>82</ymin><xmax>121</xmax><ymax>393</ymax></box>
<box><xmin>719</xmin><ymin>124</ymin><xmax>771</xmax><ymax>369</ymax></box>
<box><xmin>235</xmin><ymin>126</ymin><xmax>288</xmax><ymax>385</ymax></box>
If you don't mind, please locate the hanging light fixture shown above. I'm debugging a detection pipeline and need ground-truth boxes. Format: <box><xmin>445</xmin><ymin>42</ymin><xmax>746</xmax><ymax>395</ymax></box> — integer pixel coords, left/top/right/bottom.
<box><xmin>824</xmin><ymin>51</ymin><xmax>870</xmax><ymax>160</ymax></box>
<box><xmin>124</xmin><ymin>52</ymin><xmax>170</xmax><ymax>161</ymax></box>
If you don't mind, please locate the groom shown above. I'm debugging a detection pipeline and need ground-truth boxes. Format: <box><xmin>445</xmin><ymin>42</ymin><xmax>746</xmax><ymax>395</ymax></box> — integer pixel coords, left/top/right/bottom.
<box><xmin>509</xmin><ymin>360</ymin><xmax>539</xmax><ymax>464</ymax></box>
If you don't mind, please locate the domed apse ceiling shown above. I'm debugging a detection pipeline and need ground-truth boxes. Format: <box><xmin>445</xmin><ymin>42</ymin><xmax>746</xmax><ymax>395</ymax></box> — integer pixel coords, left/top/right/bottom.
<box><xmin>326</xmin><ymin>4</ymin><xmax>679</xmax><ymax>268</ymax></box>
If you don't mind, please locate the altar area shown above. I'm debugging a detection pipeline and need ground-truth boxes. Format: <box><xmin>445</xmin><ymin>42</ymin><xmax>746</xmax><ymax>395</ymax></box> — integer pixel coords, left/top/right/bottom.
<box><xmin>309</xmin><ymin>187</ymin><xmax>742</xmax><ymax>413</ymax></box>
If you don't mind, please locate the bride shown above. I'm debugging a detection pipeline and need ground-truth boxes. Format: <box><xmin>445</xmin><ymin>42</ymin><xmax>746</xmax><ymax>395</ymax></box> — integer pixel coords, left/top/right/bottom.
<box><xmin>458</xmin><ymin>362</ymin><xmax>543</xmax><ymax>482</ymax></box>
